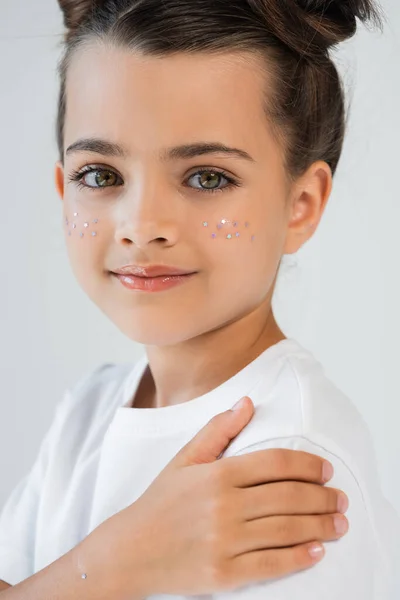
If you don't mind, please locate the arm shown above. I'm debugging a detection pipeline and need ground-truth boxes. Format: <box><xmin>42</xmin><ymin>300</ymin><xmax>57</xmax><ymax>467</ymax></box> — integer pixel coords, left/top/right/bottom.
<box><xmin>0</xmin><ymin>367</ymin><xmax>114</xmax><ymax>587</ymax></box>
<box><xmin>0</xmin><ymin>426</ymin><xmax>59</xmax><ymax>587</ymax></box>
<box><xmin>0</xmin><ymin>581</ymin><xmax>11</xmax><ymax>592</ymax></box>
<box><xmin>0</xmin><ymin>525</ymin><xmax>145</xmax><ymax>600</ymax></box>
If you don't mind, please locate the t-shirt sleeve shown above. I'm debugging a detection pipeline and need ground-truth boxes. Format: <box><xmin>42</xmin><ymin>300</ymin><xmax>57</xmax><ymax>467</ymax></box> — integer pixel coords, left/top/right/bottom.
<box><xmin>0</xmin><ymin>390</ymin><xmax>70</xmax><ymax>586</ymax></box>
<box><xmin>213</xmin><ymin>436</ymin><xmax>394</xmax><ymax>600</ymax></box>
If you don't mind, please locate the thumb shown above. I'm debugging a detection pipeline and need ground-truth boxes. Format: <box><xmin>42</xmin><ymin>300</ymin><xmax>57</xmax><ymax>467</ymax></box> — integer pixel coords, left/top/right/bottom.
<box><xmin>173</xmin><ymin>396</ymin><xmax>254</xmax><ymax>467</ymax></box>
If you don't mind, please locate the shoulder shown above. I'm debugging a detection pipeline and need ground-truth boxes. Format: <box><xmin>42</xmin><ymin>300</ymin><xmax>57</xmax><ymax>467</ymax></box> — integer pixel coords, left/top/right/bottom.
<box><xmin>284</xmin><ymin>348</ymin><xmax>376</xmax><ymax>476</ymax></box>
<box><xmin>48</xmin><ymin>361</ymin><xmax>137</xmax><ymax>464</ymax></box>
<box><xmin>59</xmin><ymin>361</ymin><xmax>135</xmax><ymax>420</ymax></box>
<box><xmin>226</xmin><ymin>342</ymin><xmax>381</xmax><ymax>499</ymax></box>
<box><xmin>235</xmin><ymin>342</ymin><xmax>376</xmax><ymax>477</ymax></box>
<box><xmin>225</xmin><ymin>341</ymin><xmax>373</xmax><ymax>469</ymax></box>
<box><xmin>222</xmin><ymin>342</ymin><xmax>400</xmax><ymax>590</ymax></box>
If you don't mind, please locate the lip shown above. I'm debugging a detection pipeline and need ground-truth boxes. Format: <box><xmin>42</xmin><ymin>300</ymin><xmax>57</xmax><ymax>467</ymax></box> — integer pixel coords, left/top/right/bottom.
<box><xmin>111</xmin><ymin>264</ymin><xmax>196</xmax><ymax>278</ymax></box>
<box><xmin>112</xmin><ymin>271</ymin><xmax>196</xmax><ymax>292</ymax></box>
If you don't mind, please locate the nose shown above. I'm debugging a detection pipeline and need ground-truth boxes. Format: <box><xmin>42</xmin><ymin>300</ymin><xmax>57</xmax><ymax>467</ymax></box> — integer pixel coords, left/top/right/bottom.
<box><xmin>115</xmin><ymin>222</ymin><xmax>173</xmax><ymax>249</ymax></box>
<box><xmin>113</xmin><ymin>187</ymin><xmax>180</xmax><ymax>249</ymax></box>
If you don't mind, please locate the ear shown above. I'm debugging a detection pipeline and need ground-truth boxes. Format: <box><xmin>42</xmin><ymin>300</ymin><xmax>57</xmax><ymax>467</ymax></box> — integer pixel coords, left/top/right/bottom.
<box><xmin>283</xmin><ymin>160</ymin><xmax>332</xmax><ymax>255</ymax></box>
<box><xmin>55</xmin><ymin>161</ymin><xmax>65</xmax><ymax>202</ymax></box>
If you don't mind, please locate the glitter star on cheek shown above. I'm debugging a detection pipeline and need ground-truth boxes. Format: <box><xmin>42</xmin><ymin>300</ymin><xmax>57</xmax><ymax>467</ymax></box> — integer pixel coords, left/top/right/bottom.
<box><xmin>201</xmin><ymin>219</ymin><xmax>255</xmax><ymax>241</ymax></box>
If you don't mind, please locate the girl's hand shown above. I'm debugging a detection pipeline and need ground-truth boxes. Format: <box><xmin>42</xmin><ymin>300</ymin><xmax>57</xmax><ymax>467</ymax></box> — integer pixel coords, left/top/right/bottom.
<box><xmin>85</xmin><ymin>396</ymin><xmax>349</xmax><ymax>597</ymax></box>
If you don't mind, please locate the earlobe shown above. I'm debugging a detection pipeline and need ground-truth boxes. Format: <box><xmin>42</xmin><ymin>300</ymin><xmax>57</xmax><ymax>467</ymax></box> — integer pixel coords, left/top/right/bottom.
<box><xmin>54</xmin><ymin>161</ymin><xmax>65</xmax><ymax>201</ymax></box>
<box><xmin>281</xmin><ymin>194</ymin><xmax>320</xmax><ymax>254</ymax></box>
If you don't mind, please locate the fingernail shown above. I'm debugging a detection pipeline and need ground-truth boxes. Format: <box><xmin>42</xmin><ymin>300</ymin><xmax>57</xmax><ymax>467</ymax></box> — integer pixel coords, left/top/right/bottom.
<box><xmin>334</xmin><ymin>515</ymin><xmax>348</xmax><ymax>535</ymax></box>
<box><xmin>231</xmin><ymin>397</ymin><xmax>247</xmax><ymax>411</ymax></box>
<box><xmin>322</xmin><ymin>461</ymin><xmax>334</xmax><ymax>482</ymax></box>
<box><xmin>337</xmin><ymin>493</ymin><xmax>349</xmax><ymax>514</ymax></box>
<box><xmin>308</xmin><ymin>543</ymin><xmax>324</xmax><ymax>560</ymax></box>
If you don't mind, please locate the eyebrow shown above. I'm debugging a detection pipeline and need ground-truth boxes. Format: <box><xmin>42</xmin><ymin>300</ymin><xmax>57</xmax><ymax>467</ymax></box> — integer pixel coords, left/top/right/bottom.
<box><xmin>65</xmin><ymin>137</ymin><xmax>255</xmax><ymax>163</ymax></box>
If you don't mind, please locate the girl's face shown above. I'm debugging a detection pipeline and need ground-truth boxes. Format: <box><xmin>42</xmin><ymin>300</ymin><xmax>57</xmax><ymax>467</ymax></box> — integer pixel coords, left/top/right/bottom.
<box><xmin>55</xmin><ymin>43</ymin><xmax>329</xmax><ymax>345</ymax></box>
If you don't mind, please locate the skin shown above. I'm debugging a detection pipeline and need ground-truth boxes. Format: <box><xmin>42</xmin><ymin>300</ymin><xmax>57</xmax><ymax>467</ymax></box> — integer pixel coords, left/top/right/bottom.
<box><xmin>55</xmin><ymin>41</ymin><xmax>332</xmax><ymax>409</ymax></box>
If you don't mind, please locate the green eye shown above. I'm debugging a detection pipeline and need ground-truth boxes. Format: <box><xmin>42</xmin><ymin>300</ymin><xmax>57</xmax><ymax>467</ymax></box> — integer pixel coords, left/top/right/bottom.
<box><xmin>187</xmin><ymin>169</ymin><xmax>240</xmax><ymax>194</ymax></box>
<box><xmin>68</xmin><ymin>166</ymin><xmax>122</xmax><ymax>191</ymax></box>
<box><xmin>198</xmin><ymin>171</ymin><xmax>222</xmax><ymax>189</ymax></box>
<box><xmin>81</xmin><ymin>169</ymin><xmax>119</xmax><ymax>189</ymax></box>
<box><xmin>89</xmin><ymin>170</ymin><xmax>118</xmax><ymax>188</ymax></box>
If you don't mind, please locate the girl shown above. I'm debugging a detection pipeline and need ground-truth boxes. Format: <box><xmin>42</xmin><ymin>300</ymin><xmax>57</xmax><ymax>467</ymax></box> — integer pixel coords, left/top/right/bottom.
<box><xmin>0</xmin><ymin>0</ymin><xmax>399</xmax><ymax>598</ymax></box>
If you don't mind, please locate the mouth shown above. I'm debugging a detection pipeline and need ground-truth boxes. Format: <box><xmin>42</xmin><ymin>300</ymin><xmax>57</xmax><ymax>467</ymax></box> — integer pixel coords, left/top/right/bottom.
<box><xmin>110</xmin><ymin>268</ymin><xmax>197</xmax><ymax>293</ymax></box>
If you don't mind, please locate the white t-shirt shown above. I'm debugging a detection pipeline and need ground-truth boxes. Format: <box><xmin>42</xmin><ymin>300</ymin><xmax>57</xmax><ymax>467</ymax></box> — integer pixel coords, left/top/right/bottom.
<box><xmin>0</xmin><ymin>338</ymin><xmax>399</xmax><ymax>598</ymax></box>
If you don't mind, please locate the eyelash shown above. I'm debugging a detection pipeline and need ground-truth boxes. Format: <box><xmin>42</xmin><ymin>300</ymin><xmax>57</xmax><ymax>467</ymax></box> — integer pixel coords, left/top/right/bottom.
<box><xmin>67</xmin><ymin>165</ymin><xmax>242</xmax><ymax>195</ymax></box>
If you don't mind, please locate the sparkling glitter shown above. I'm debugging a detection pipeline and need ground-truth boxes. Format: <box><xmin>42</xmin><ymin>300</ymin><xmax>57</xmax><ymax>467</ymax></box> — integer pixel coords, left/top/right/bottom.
<box><xmin>79</xmin><ymin>233</ymin><xmax>84</xmax><ymax>238</ymax></box>
<box><xmin>81</xmin><ymin>573</ymin><xmax>87</xmax><ymax>580</ymax></box>
<box><xmin>93</xmin><ymin>219</ymin><xmax>99</xmax><ymax>224</ymax></box>
<box><xmin>65</xmin><ymin>217</ymin><xmax>69</xmax><ymax>225</ymax></box>
<box><xmin>217</xmin><ymin>224</ymin><xmax>222</xmax><ymax>230</ymax></box>
<box><xmin>68</xmin><ymin>231</ymin><xmax>71</xmax><ymax>236</ymax></box>
<box><xmin>211</xmin><ymin>233</ymin><xmax>217</xmax><ymax>238</ymax></box>
<box><xmin>203</xmin><ymin>221</ymin><xmax>208</xmax><ymax>227</ymax></box>
<box><xmin>74</xmin><ymin>212</ymin><xmax>78</xmax><ymax>217</ymax></box>
<box><xmin>233</xmin><ymin>221</ymin><xmax>238</xmax><ymax>227</ymax></box>
<box><xmin>227</xmin><ymin>234</ymin><xmax>232</xmax><ymax>239</ymax></box>
<box><xmin>221</xmin><ymin>219</ymin><xmax>227</xmax><ymax>224</ymax></box>
<box><xmin>245</xmin><ymin>222</ymin><xmax>249</xmax><ymax>228</ymax></box>
<box><xmin>251</xmin><ymin>235</ymin><xmax>255</xmax><ymax>241</ymax></box>
<box><xmin>84</xmin><ymin>222</ymin><xmax>89</xmax><ymax>228</ymax></box>
<box><xmin>235</xmin><ymin>232</ymin><xmax>240</xmax><ymax>237</ymax></box>
<box><xmin>72</xmin><ymin>224</ymin><xmax>76</xmax><ymax>229</ymax></box>
<box><xmin>91</xmin><ymin>231</ymin><xmax>97</xmax><ymax>237</ymax></box>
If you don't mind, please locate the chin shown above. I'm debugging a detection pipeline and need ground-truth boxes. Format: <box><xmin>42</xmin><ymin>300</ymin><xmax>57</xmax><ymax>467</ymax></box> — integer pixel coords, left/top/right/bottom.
<box><xmin>117</xmin><ymin>325</ymin><xmax>198</xmax><ymax>346</ymax></box>
<box><xmin>105</xmin><ymin>312</ymin><xmax>204</xmax><ymax>346</ymax></box>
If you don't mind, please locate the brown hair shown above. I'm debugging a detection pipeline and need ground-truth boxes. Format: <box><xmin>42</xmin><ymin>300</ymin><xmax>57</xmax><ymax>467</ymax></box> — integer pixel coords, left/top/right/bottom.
<box><xmin>56</xmin><ymin>0</ymin><xmax>384</xmax><ymax>184</ymax></box>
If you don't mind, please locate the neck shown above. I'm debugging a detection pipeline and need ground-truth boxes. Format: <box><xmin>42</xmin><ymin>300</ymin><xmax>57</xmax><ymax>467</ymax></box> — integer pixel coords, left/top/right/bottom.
<box><xmin>133</xmin><ymin>301</ymin><xmax>286</xmax><ymax>409</ymax></box>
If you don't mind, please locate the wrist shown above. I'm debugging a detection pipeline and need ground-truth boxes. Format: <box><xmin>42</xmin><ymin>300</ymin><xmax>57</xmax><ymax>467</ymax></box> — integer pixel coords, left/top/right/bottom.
<box><xmin>76</xmin><ymin>514</ymin><xmax>150</xmax><ymax>600</ymax></box>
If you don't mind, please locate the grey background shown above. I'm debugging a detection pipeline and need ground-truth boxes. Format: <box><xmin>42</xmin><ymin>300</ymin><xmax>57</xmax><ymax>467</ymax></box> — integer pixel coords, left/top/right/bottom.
<box><xmin>0</xmin><ymin>0</ymin><xmax>399</xmax><ymax>575</ymax></box>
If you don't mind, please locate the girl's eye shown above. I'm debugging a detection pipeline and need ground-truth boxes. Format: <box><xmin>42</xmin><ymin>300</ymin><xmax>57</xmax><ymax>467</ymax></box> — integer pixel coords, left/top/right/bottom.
<box><xmin>186</xmin><ymin>169</ymin><xmax>241</xmax><ymax>194</ymax></box>
<box><xmin>68</xmin><ymin>167</ymin><xmax>122</xmax><ymax>191</ymax></box>
<box><xmin>67</xmin><ymin>166</ymin><xmax>241</xmax><ymax>194</ymax></box>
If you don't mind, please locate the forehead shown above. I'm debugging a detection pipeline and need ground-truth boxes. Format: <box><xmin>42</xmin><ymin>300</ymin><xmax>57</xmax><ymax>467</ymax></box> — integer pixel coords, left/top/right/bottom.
<box><xmin>64</xmin><ymin>42</ymin><xmax>275</xmax><ymax>159</ymax></box>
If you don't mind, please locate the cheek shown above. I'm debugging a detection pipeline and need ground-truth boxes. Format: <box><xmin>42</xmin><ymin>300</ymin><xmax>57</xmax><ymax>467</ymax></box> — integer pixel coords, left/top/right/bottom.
<box><xmin>64</xmin><ymin>210</ymin><xmax>100</xmax><ymax>239</ymax></box>
<box><xmin>199</xmin><ymin>213</ymin><xmax>283</xmax><ymax>257</ymax></box>
<box><xmin>200</xmin><ymin>217</ymin><xmax>256</xmax><ymax>243</ymax></box>
<box><xmin>199</xmin><ymin>217</ymin><xmax>260</xmax><ymax>290</ymax></box>
<box><xmin>63</xmin><ymin>209</ymin><xmax>105</xmax><ymax>285</ymax></box>
<box><xmin>199</xmin><ymin>216</ymin><xmax>280</xmax><ymax>295</ymax></box>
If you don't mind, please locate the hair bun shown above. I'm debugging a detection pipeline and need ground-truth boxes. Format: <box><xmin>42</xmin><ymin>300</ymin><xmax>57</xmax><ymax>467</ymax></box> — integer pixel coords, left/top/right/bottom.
<box><xmin>249</xmin><ymin>0</ymin><xmax>384</xmax><ymax>59</ymax></box>
<box><xmin>296</xmin><ymin>0</ymin><xmax>383</xmax><ymax>38</ymax></box>
<box><xmin>297</xmin><ymin>0</ymin><xmax>385</xmax><ymax>52</ymax></box>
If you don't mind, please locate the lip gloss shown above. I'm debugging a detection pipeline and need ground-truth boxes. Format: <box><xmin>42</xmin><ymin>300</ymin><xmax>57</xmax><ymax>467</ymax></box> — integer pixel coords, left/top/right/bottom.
<box><xmin>113</xmin><ymin>272</ymin><xmax>196</xmax><ymax>292</ymax></box>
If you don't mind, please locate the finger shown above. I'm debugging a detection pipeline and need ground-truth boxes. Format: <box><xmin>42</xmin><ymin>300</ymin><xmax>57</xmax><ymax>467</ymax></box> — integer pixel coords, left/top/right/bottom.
<box><xmin>226</xmin><ymin>542</ymin><xmax>325</xmax><ymax>589</ymax></box>
<box><xmin>238</xmin><ymin>482</ymin><xmax>348</xmax><ymax>520</ymax></box>
<box><xmin>172</xmin><ymin>397</ymin><xmax>254</xmax><ymax>467</ymax></box>
<box><xmin>223</xmin><ymin>448</ymin><xmax>333</xmax><ymax>487</ymax></box>
<box><xmin>231</xmin><ymin>513</ymin><xmax>349</xmax><ymax>554</ymax></box>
